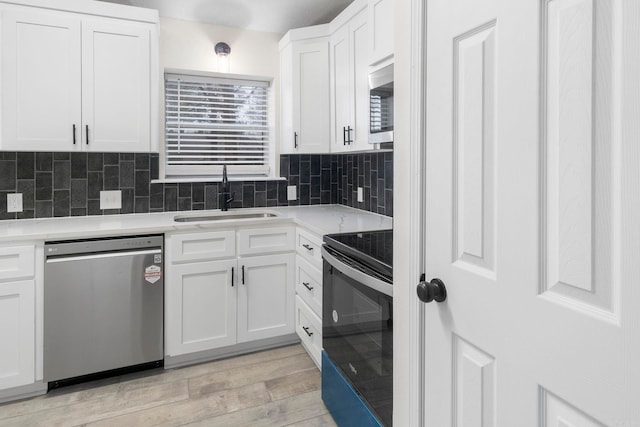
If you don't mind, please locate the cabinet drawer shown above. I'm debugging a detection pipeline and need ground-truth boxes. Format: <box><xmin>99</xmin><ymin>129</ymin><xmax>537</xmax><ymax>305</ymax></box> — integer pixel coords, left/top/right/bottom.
<box><xmin>0</xmin><ymin>245</ymin><xmax>35</xmax><ymax>281</ymax></box>
<box><xmin>169</xmin><ymin>230</ymin><xmax>236</xmax><ymax>263</ymax></box>
<box><xmin>295</xmin><ymin>295</ymin><xmax>322</xmax><ymax>368</ymax></box>
<box><xmin>237</xmin><ymin>226</ymin><xmax>295</xmax><ymax>256</ymax></box>
<box><xmin>296</xmin><ymin>255</ymin><xmax>322</xmax><ymax>317</ymax></box>
<box><xmin>296</xmin><ymin>228</ymin><xmax>322</xmax><ymax>267</ymax></box>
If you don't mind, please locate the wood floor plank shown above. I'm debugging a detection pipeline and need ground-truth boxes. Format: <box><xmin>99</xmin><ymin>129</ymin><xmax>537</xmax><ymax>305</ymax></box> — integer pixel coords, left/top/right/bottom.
<box><xmin>86</xmin><ymin>381</ymin><xmax>272</xmax><ymax>427</ymax></box>
<box><xmin>284</xmin><ymin>413</ymin><xmax>338</xmax><ymax>427</ymax></box>
<box><xmin>0</xmin><ymin>380</ymin><xmax>189</xmax><ymax>427</ymax></box>
<box><xmin>117</xmin><ymin>344</ymin><xmax>307</xmax><ymax>395</ymax></box>
<box><xmin>180</xmin><ymin>390</ymin><xmax>330</xmax><ymax>427</ymax></box>
<box><xmin>188</xmin><ymin>353</ymin><xmax>316</xmax><ymax>397</ymax></box>
<box><xmin>264</xmin><ymin>367</ymin><xmax>322</xmax><ymax>401</ymax></box>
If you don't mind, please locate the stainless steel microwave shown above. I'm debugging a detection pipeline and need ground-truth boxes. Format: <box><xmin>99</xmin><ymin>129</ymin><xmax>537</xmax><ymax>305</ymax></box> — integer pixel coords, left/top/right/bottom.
<box><xmin>368</xmin><ymin>64</ymin><xmax>394</xmax><ymax>145</ymax></box>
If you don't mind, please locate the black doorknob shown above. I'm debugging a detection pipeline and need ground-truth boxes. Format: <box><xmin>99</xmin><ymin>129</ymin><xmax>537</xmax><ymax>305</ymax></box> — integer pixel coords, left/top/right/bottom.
<box><xmin>417</xmin><ymin>277</ymin><xmax>447</xmax><ymax>303</ymax></box>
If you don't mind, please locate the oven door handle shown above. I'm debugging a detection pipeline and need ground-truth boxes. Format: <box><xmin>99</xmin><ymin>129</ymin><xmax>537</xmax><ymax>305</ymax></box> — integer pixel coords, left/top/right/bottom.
<box><xmin>322</xmin><ymin>246</ymin><xmax>393</xmax><ymax>297</ymax></box>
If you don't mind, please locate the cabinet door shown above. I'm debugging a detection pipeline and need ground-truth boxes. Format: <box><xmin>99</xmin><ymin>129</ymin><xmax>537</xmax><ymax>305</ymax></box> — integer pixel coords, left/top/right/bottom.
<box><xmin>350</xmin><ymin>10</ymin><xmax>370</xmax><ymax>150</ymax></box>
<box><xmin>237</xmin><ymin>253</ymin><xmax>295</xmax><ymax>343</ymax></box>
<box><xmin>0</xmin><ymin>280</ymin><xmax>35</xmax><ymax>390</ymax></box>
<box><xmin>290</xmin><ymin>41</ymin><xmax>331</xmax><ymax>153</ymax></box>
<box><xmin>165</xmin><ymin>259</ymin><xmax>237</xmax><ymax>356</ymax></box>
<box><xmin>81</xmin><ymin>19</ymin><xmax>151</xmax><ymax>152</ymax></box>
<box><xmin>368</xmin><ymin>0</ymin><xmax>394</xmax><ymax>65</ymax></box>
<box><xmin>330</xmin><ymin>24</ymin><xmax>351</xmax><ymax>152</ymax></box>
<box><xmin>331</xmin><ymin>9</ymin><xmax>369</xmax><ymax>152</ymax></box>
<box><xmin>1</xmin><ymin>9</ymin><xmax>81</xmax><ymax>151</ymax></box>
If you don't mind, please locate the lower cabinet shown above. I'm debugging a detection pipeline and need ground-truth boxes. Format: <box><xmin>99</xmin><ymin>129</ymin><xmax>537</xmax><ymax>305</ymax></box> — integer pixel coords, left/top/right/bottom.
<box><xmin>237</xmin><ymin>253</ymin><xmax>295</xmax><ymax>343</ymax></box>
<box><xmin>165</xmin><ymin>259</ymin><xmax>237</xmax><ymax>355</ymax></box>
<box><xmin>294</xmin><ymin>227</ymin><xmax>324</xmax><ymax>368</ymax></box>
<box><xmin>295</xmin><ymin>295</ymin><xmax>322</xmax><ymax>367</ymax></box>
<box><xmin>0</xmin><ymin>280</ymin><xmax>35</xmax><ymax>390</ymax></box>
<box><xmin>165</xmin><ymin>227</ymin><xmax>296</xmax><ymax>358</ymax></box>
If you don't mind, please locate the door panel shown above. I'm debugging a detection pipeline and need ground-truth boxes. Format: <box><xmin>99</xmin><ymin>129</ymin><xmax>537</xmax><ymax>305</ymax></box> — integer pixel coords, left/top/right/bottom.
<box><xmin>1</xmin><ymin>9</ymin><xmax>81</xmax><ymax>151</ymax></box>
<box><xmin>82</xmin><ymin>19</ymin><xmax>150</xmax><ymax>152</ymax></box>
<box><xmin>237</xmin><ymin>253</ymin><xmax>295</xmax><ymax>343</ymax></box>
<box><xmin>423</xmin><ymin>0</ymin><xmax>639</xmax><ymax>425</ymax></box>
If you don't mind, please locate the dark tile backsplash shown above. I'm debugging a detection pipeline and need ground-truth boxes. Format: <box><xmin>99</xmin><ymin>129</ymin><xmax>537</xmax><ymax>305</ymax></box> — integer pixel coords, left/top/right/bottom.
<box><xmin>0</xmin><ymin>151</ymin><xmax>393</xmax><ymax>220</ymax></box>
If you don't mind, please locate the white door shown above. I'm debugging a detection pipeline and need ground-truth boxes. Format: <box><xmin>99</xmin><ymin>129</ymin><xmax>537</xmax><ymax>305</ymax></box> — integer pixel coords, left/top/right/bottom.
<box><xmin>422</xmin><ymin>0</ymin><xmax>640</xmax><ymax>425</ymax></box>
<box><xmin>1</xmin><ymin>9</ymin><xmax>81</xmax><ymax>151</ymax></box>
<box><xmin>237</xmin><ymin>253</ymin><xmax>295</xmax><ymax>343</ymax></box>
<box><xmin>82</xmin><ymin>18</ymin><xmax>150</xmax><ymax>152</ymax></box>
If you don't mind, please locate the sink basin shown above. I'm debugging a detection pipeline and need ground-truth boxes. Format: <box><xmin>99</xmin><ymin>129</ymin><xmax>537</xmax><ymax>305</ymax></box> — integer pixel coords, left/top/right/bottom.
<box><xmin>174</xmin><ymin>211</ymin><xmax>279</xmax><ymax>222</ymax></box>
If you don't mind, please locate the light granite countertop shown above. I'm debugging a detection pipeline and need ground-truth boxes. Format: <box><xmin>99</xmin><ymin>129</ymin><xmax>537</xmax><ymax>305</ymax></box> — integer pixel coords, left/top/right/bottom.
<box><xmin>0</xmin><ymin>205</ymin><xmax>393</xmax><ymax>243</ymax></box>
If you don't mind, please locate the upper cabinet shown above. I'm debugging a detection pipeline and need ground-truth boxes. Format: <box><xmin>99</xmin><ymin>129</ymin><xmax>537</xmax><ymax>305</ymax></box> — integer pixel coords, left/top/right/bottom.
<box><xmin>0</xmin><ymin>1</ymin><xmax>159</xmax><ymax>152</ymax></box>
<box><xmin>279</xmin><ymin>25</ymin><xmax>331</xmax><ymax>154</ymax></box>
<box><xmin>368</xmin><ymin>0</ymin><xmax>394</xmax><ymax>65</ymax></box>
<box><xmin>330</xmin><ymin>6</ymin><xmax>369</xmax><ymax>152</ymax></box>
<box><xmin>279</xmin><ymin>0</ymin><xmax>393</xmax><ymax>155</ymax></box>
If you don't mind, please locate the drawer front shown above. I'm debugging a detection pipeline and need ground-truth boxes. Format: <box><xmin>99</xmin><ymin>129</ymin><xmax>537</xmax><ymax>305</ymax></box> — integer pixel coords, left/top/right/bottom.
<box><xmin>295</xmin><ymin>255</ymin><xmax>322</xmax><ymax>316</ymax></box>
<box><xmin>296</xmin><ymin>228</ymin><xmax>322</xmax><ymax>267</ymax></box>
<box><xmin>0</xmin><ymin>245</ymin><xmax>35</xmax><ymax>281</ymax></box>
<box><xmin>237</xmin><ymin>226</ymin><xmax>295</xmax><ymax>256</ymax></box>
<box><xmin>169</xmin><ymin>230</ymin><xmax>236</xmax><ymax>263</ymax></box>
<box><xmin>295</xmin><ymin>295</ymin><xmax>322</xmax><ymax>368</ymax></box>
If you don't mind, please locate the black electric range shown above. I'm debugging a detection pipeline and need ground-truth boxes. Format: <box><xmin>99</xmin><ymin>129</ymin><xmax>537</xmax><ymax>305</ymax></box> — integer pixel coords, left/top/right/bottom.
<box><xmin>321</xmin><ymin>229</ymin><xmax>393</xmax><ymax>426</ymax></box>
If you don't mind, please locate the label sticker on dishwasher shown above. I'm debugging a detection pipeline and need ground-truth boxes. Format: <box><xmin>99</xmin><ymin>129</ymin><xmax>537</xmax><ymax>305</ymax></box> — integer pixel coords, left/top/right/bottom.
<box><xmin>154</xmin><ymin>254</ymin><xmax>162</xmax><ymax>264</ymax></box>
<box><xmin>144</xmin><ymin>265</ymin><xmax>161</xmax><ymax>284</ymax></box>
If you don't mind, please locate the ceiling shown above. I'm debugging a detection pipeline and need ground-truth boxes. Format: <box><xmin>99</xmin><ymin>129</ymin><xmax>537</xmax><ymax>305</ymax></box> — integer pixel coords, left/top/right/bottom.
<box><xmin>97</xmin><ymin>0</ymin><xmax>353</xmax><ymax>34</ymax></box>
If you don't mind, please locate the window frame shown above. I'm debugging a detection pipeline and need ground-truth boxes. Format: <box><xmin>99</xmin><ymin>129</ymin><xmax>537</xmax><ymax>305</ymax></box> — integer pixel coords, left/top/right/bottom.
<box><xmin>160</xmin><ymin>69</ymin><xmax>276</xmax><ymax>181</ymax></box>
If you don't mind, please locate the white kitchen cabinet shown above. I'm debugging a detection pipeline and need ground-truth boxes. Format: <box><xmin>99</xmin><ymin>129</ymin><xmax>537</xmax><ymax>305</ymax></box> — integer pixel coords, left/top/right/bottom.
<box><xmin>165</xmin><ymin>226</ymin><xmax>295</xmax><ymax>357</ymax></box>
<box><xmin>237</xmin><ymin>253</ymin><xmax>295</xmax><ymax>343</ymax></box>
<box><xmin>368</xmin><ymin>0</ymin><xmax>394</xmax><ymax>65</ymax></box>
<box><xmin>295</xmin><ymin>254</ymin><xmax>323</xmax><ymax>316</ymax></box>
<box><xmin>165</xmin><ymin>259</ymin><xmax>237</xmax><ymax>356</ymax></box>
<box><xmin>0</xmin><ymin>281</ymin><xmax>35</xmax><ymax>391</ymax></box>
<box><xmin>279</xmin><ymin>25</ymin><xmax>331</xmax><ymax>154</ymax></box>
<box><xmin>293</xmin><ymin>227</ymin><xmax>324</xmax><ymax>367</ymax></box>
<box><xmin>80</xmin><ymin>18</ymin><xmax>151</xmax><ymax>152</ymax></box>
<box><xmin>0</xmin><ymin>244</ymin><xmax>37</xmax><ymax>392</ymax></box>
<box><xmin>295</xmin><ymin>295</ymin><xmax>322</xmax><ymax>368</ymax></box>
<box><xmin>330</xmin><ymin>7</ymin><xmax>370</xmax><ymax>152</ymax></box>
<box><xmin>0</xmin><ymin>3</ymin><xmax>158</xmax><ymax>152</ymax></box>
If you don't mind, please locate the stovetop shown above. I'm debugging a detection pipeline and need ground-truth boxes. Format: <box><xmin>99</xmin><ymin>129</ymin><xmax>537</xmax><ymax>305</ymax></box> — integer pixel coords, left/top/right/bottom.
<box><xmin>323</xmin><ymin>229</ymin><xmax>393</xmax><ymax>280</ymax></box>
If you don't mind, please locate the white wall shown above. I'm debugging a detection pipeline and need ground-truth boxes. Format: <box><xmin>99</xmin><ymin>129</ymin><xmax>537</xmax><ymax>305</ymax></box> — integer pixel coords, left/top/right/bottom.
<box><xmin>158</xmin><ymin>17</ymin><xmax>283</xmax><ymax>173</ymax></box>
<box><xmin>159</xmin><ymin>17</ymin><xmax>281</xmax><ymax>76</ymax></box>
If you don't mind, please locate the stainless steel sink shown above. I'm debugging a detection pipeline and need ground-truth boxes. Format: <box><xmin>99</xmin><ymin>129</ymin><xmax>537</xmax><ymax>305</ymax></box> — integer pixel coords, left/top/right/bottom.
<box><xmin>174</xmin><ymin>211</ymin><xmax>279</xmax><ymax>222</ymax></box>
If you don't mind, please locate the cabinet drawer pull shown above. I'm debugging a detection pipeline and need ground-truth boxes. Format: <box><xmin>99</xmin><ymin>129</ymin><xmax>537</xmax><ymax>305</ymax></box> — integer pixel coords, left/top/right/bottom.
<box><xmin>302</xmin><ymin>326</ymin><xmax>313</xmax><ymax>337</ymax></box>
<box><xmin>231</xmin><ymin>266</ymin><xmax>234</xmax><ymax>287</ymax></box>
<box><xmin>242</xmin><ymin>265</ymin><xmax>245</xmax><ymax>285</ymax></box>
<box><xmin>343</xmin><ymin>126</ymin><xmax>347</xmax><ymax>145</ymax></box>
<box><xmin>302</xmin><ymin>282</ymin><xmax>314</xmax><ymax>291</ymax></box>
<box><xmin>72</xmin><ymin>124</ymin><xmax>76</xmax><ymax>145</ymax></box>
<box><xmin>85</xmin><ymin>124</ymin><xmax>89</xmax><ymax>145</ymax></box>
<box><xmin>294</xmin><ymin>131</ymin><xmax>298</xmax><ymax>149</ymax></box>
<box><xmin>302</xmin><ymin>244</ymin><xmax>314</xmax><ymax>252</ymax></box>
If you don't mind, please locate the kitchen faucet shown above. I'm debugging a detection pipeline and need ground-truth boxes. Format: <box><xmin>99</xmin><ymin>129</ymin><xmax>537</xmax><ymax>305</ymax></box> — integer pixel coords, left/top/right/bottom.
<box><xmin>221</xmin><ymin>164</ymin><xmax>234</xmax><ymax>211</ymax></box>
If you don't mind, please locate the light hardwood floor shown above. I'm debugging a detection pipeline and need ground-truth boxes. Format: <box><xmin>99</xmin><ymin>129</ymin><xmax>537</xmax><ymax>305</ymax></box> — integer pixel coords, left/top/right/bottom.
<box><xmin>0</xmin><ymin>344</ymin><xmax>337</xmax><ymax>427</ymax></box>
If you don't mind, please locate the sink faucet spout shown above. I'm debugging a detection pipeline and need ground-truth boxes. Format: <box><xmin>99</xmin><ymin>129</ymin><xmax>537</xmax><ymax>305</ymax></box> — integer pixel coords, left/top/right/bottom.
<box><xmin>221</xmin><ymin>165</ymin><xmax>234</xmax><ymax>211</ymax></box>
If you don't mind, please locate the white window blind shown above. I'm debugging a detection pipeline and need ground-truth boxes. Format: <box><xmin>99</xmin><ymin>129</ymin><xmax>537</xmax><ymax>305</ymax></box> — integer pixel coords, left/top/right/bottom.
<box><xmin>165</xmin><ymin>73</ymin><xmax>271</xmax><ymax>177</ymax></box>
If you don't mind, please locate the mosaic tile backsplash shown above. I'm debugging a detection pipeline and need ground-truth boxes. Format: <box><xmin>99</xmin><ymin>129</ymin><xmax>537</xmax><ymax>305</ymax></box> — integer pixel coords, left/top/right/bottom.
<box><xmin>0</xmin><ymin>151</ymin><xmax>393</xmax><ymax>220</ymax></box>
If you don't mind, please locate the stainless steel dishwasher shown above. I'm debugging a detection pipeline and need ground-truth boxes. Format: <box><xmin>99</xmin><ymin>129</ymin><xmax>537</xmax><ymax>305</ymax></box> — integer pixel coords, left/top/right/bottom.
<box><xmin>44</xmin><ymin>235</ymin><xmax>164</xmax><ymax>386</ymax></box>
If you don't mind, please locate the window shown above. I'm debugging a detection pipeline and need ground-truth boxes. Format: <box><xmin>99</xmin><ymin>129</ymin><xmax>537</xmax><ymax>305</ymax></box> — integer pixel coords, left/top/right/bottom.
<box><xmin>164</xmin><ymin>72</ymin><xmax>273</xmax><ymax>179</ymax></box>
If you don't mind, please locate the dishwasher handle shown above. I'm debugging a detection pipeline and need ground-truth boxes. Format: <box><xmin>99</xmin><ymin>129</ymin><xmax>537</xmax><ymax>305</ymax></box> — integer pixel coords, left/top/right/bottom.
<box><xmin>46</xmin><ymin>248</ymin><xmax>162</xmax><ymax>264</ymax></box>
